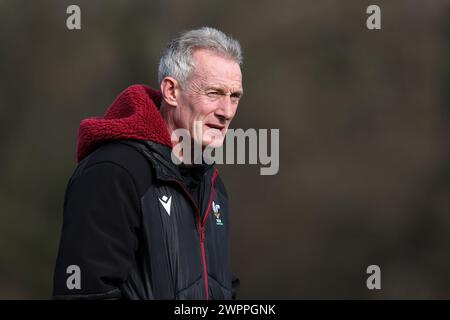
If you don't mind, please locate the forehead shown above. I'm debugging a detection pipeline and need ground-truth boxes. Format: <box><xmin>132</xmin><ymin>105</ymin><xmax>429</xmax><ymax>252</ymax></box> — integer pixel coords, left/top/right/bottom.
<box><xmin>190</xmin><ymin>49</ymin><xmax>242</xmax><ymax>89</ymax></box>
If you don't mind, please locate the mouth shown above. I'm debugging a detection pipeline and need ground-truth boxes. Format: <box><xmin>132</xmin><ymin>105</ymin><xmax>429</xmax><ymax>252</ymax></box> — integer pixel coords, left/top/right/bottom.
<box><xmin>205</xmin><ymin>123</ymin><xmax>226</xmax><ymax>133</ymax></box>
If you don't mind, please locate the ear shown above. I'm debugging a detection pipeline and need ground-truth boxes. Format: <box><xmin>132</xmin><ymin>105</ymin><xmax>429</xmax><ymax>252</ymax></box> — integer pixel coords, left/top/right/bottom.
<box><xmin>160</xmin><ymin>77</ymin><xmax>179</xmax><ymax>107</ymax></box>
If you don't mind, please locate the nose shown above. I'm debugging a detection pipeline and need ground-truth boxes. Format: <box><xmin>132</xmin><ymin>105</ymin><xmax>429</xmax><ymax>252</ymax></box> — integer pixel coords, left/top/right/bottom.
<box><xmin>215</xmin><ymin>96</ymin><xmax>236</xmax><ymax>123</ymax></box>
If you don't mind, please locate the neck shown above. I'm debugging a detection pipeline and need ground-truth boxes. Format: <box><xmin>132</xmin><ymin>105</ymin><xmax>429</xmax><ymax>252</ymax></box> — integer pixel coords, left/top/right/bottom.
<box><xmin>160</xmin><ymin>102</ymin><xmax>202</xmax><ymax>165</ymax></box>
<box><xmin>159</xmin><ymin>102</ymin><xmax>177</xmax><ymax>145</ymax></box>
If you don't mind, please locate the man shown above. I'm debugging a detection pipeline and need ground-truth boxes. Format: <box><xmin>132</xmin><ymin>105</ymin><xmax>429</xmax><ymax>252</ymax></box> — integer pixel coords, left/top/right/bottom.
<box><xmin>52</xmin><ymin>27</ymin><xmax>243</xmax><ymax>300</ymax></box>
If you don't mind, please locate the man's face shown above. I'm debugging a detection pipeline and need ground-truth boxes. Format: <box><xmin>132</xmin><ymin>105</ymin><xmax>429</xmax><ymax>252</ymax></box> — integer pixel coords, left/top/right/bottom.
<box><xmin>175</xmin><ymin>49</ymin><xmax>243</xmax><ymax>148</ymax></box>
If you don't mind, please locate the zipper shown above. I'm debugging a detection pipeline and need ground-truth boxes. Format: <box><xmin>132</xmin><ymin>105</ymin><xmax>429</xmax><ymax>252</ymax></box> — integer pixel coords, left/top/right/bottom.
<box><xmin>168</xmin><ymin>168</ymin><xmax>218</xmax><ymax>300</ymax></box>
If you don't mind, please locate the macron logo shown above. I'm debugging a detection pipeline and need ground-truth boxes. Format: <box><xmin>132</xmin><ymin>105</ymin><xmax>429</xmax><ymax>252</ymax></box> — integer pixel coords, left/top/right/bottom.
<box><xmin>159</xmin><ymin>195</ymin><xmax>172</xmax><ymax>216</ymax></box>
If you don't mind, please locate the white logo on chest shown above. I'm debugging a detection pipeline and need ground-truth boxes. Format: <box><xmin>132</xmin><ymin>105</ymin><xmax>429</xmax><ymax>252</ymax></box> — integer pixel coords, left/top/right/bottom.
<box><xmin>159</xmin><ymin>195</ymin><xmax>172</xmax><ymax>216</ymax></box>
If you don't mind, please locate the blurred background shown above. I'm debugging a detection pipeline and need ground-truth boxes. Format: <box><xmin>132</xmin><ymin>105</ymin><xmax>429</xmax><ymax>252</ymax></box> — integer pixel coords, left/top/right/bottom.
<box><xmin>0</xmin><ymin>0</ymin><xmax>449</xmax><ymax>299</ymax></box>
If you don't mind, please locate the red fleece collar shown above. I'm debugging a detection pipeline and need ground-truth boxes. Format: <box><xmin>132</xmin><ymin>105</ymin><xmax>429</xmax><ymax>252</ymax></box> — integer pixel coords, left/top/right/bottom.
<box><xmin>77</xmin><ymin>84</ymin><xmax>172</xmax><ymax>162</ymax></box>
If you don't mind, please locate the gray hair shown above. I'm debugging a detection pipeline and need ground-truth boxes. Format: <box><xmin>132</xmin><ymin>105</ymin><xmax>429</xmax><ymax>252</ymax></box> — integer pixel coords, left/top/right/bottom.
<box><xmin>158</xmin><ymin>27</ymin><xmax>242</xmax><ymax>88</ymax></box>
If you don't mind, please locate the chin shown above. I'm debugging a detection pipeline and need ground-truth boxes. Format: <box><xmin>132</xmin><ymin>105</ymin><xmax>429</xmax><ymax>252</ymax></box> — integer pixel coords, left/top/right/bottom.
<box><xmin>202</xmin><ymin>135</ymin><xmax>225</xmax><ymax>149</ymax></box>
<box><xmin>201</xmin><ymin>127</ymin><xmax>226</xmax><ymax>148</ymax></box>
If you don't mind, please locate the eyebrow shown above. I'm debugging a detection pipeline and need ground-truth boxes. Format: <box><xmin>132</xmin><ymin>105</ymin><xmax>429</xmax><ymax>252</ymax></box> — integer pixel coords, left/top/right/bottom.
<box><xmin>206</xmin><ymin>86</ymin><xmax>243</xmax><ymax>97</ymax></box>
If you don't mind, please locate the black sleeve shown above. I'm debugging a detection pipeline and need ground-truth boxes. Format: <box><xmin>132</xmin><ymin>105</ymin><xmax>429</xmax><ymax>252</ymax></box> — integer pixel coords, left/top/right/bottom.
<box><xmin>52</xmin><ymin>162</ymin><xmax>141</xmax><ymax>299</ymax></box>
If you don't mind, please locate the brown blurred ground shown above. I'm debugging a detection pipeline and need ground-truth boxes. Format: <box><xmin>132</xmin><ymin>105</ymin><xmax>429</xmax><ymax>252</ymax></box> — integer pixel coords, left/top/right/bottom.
<box><xmin>0</xmin><ymin>0</ymin><xmax>449</xmax><ymax>299</ymax></box>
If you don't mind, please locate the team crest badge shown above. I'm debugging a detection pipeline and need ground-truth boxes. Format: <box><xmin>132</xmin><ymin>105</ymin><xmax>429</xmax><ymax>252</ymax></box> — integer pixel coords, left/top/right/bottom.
<box><xmin>212</xmin><ymin>201</ymin><xmax>223</xmax><ymax>226</ymax></box>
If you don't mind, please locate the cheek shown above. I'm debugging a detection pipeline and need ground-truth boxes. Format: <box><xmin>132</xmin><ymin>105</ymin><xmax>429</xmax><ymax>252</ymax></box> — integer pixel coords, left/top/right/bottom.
<box><xmin>194</xmin><ymin>100</ymin><xmax>217</xmax><ymax>120</ymax></box>
<box><xmin>179</xmin><ymin>93</ymin><xmax>202</xmax><ymax>118</ymax></box>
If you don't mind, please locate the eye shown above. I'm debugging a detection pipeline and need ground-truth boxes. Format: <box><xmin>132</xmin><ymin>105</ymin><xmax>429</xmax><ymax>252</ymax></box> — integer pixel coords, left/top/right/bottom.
<box><xmin>207</xmin><ymin>91</ymin><xmax>220</xmax><ymax>97</ymax></box>
<box><xmin>230</xmin><ymin>93</ymin><xmax>241</xmax><ymax>103</ymax></box>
